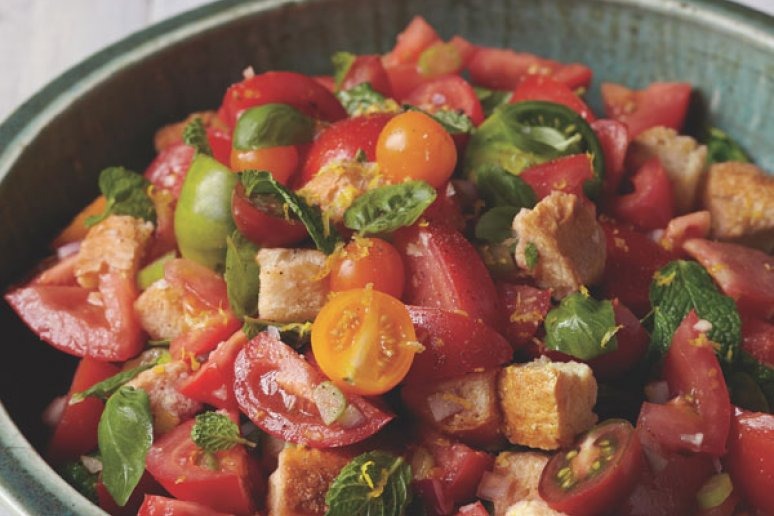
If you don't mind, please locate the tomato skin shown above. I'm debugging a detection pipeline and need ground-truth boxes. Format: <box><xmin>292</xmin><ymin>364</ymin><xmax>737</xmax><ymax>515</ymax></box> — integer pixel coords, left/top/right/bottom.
<box><xmin>585</xmin><ymin>300</ymin><xmax>649</xmax><ymax>381</ymax></box>
<box><xmin>233</xmin><ymin>332</ymin><xmax>394</xmax><ymax>447</ymax></box>
<box><xmin>725</xmin><ymin>409</ymin><xmax>774</xmax><ymax>513</ymax></box>
<box><xmin>47</xmin><ymin>358</ymin><xmax>120</xmax><ymax>463</ymax></box>
<box><xmin>405</xmin><ymin>75</ymin><xmax>485</xmax><ymax>125</ymax></box>
<box><xmin>385</xmin><ymin>62</ymin><xmax>429</xmax><ymax>101</ymax></box>
<box><xmin>610</xmin><ymin>157</ymin><xmax>674</xmax><ymax>231</ymax></box>
<box><xmin>298</xmin><ymin>113</ymin><xmax>393</xmax><ymax>186</ymax></box>
<box><xmin>519</xmin><ymin>153</ymin><xmax>594</xmax><ymax>201</ymax></box>
<box><xmin>592</xmin><ymin>119</ymin><xmax>629</xmax><ymax>197</ymax></box>
<box><xmin>229</xmin><ymin>145</ymin><xmax>299</xmax><ymax>184</ymax></box>
<box><xmin>393</xmin><ymin>223</ymin><xmax>503</xmax><ymax>331</ymax></box>
<box><xmin>179</xmin><ymin>331</ymin><xmax>246</xmax><ymax>411</ymax></box>
<box><xmin>539</xmin><ymin>419</ymin><xmax>644</xmax><ymax>516</ymax></box>
<box><xmin>138</xmin><ymin>495</ymin><xmax>232</xmax><ymax>516</ymax></box>
<box><xmin>455</xmin><ymin>501</ymin><xmax>489</xmax><ymax>516</ymax></box>
<box><xmin>230</xmin><ymin>183</ymin><xmax>309</xmax><ymax>248</ymax></box>
<box><xmin>496</xmin><ymin>283</ymin><xmax>552</xmax><ymax>351</ymax></box>
<box><xmin>218</xmin><ymin>71</ymin><xmax>346</xmax><ymax>127</ymax></box>
<box><xmin>403</xmin><ymin>307</ymin><xmax>512</xmax><ymax>385</ymax></box>
<box><xmin>601</xmin><ymin>82</ymin><xmax>692</xmax><ymax>138</ymax></box>
<box><xmin>421</xmin><ymin>183</ymin><xmax>466</xmax><ymax>232</ymax></box>
<box><xmin>329</xmin><ymin>238</ymin><xmax>405</xmax><ymax>298</ymax></box>
<box><xmin>741</xmin><ymin>316</ymin><xmax>774</xmax><ymax>367</ymax></box>
<box><xmin>144</xmin><ymin>143</ymin><xmax>195</xmax><ymax>199</ymax></box>
<box><xmin>207</xmin><ymin>127</ymin><xmax>232</xmax><ymax>167</ymax></box>
<box><xmin>511</xmin><ymin>75</ymin><xmax>596</xmax><ymax>122</ymax></box>
<box><xmin>383</xmin><ymin>16</ymin><xmax>441</xmax><ymax>67</ymax></box>
<box><xmin>341</xmin><ymin>55</ymin><xmax>392</xmax><ymax>97</ymax></box>
<box><xmin>145</xmin><ymin>416</ymin><xmax>257</xmax><ymax>515</ymax></box>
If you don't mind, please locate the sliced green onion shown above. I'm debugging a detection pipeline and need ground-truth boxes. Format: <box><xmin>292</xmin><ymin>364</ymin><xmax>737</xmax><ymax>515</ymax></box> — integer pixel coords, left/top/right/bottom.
<box><xmin>696</xmin><ymin>473</ymin><xmax>733</xmax><ymax>510</ymax></box>
<box><xmin>313</xmin><ymin>381</ymin><xmax>347</xmax><ymax>426</ymax></box>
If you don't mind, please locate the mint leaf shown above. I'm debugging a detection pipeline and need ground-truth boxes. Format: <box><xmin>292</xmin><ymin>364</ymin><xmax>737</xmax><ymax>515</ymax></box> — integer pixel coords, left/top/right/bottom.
<box><xmin>650</xmin><ymin>260</ymin><xmax>741</xmax><ymax>363</ymax></box>
<box><xmin>85</xmin><ymin>167</ymin><xmax>156</xmax><ymax>227</ymax></box>
<box><xmin>475</xmin><ymin>164</ymin><xmax>537</xmax><ymax>209</ymax></box>
<box><xmin>343</xmin><ymin>180</ymin><xmax>436</xmax><ymax>235</ymax></box>
<box><xmin>544</xmin><ymin>292</ymin><xmax>620</xmax><ymax>360</ymax></box>
<box><xmin>70</xmin><ymin>363</ymin><xmax>155</xmax><ymax>405</ymax></box>
<box><xmin>475</xmin><ymin>206</ymin><xmax>519</xmax><ymax>244</ymax></box>
<box><xmin>525</xmin><ymin>242</ymin><xmax>539</xmax><ymax>270</ymax></box>
<box><xmin>58</xmin><ymin>460</ymin><xmax>99</xmax><ymax>504</ymax></box>
<box><xmin>332</xmin><ymin>51</ymin><xmax>356</xmax><ymax>90</ymax></box>
<box><xmin>325</xmin><ymin>451</ymin><xmax>412</xmax><ymax>516</ymax></box>
<box><xmin>336</xmin><ymin>83</ymin><xmax>391</xmax><ymax>116</ymax></box>
<box><xmin>98</xmin><ymin>387</ymin><xmax>153</xmax><ymax>506</ymax></box>
<box><xmin>225</xmin><ymin>231</ymin><xmax>260</xmax><ymax>319</ymax></box>
<box><xmin>243</xmin><ymin>318</ymin><xmax>312</xmax><ymax>349</ymax></box>
<box><xmin>191</xmin><ymin>412</ymin><xmax>254</xmax><ymax>453</ymax></box>
<box><xmin>240</xmin><ymin>170</ymin><xmax>340</xmax><ymax>254</ymax></box>
<box><xmin>183</xmin><ymin>117</ymin><xmax>212</xmax><ymax>156</ymax></box>
<box><xmin>705</xmin><ymin>127</ymin><xmax>749</xmax><ymax>165</ymax></box>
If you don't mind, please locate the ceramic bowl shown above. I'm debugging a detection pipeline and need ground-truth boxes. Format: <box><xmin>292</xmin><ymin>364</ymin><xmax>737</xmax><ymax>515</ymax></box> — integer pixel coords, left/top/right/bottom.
<box><xmin>0</xmin><ymin>0</ymin><xmax>771</xmax><ymax>513</ymax></box>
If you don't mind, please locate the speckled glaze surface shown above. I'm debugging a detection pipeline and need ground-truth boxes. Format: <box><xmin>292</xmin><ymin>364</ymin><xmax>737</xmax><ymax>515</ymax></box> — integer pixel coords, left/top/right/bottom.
<box><xmin>0</xmin><ymin>0</ymin><xmax>771</xmax><ymax>514</ymax></box>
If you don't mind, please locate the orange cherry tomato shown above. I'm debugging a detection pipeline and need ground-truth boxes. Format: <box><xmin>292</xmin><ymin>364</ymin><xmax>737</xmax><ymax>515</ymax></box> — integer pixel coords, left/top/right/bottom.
<box><xmin>312</xmin><ymin>288</ymin><xmax>420</xmax><ymax>395</ymax></box>
<box><xmin>229</xmin><ymin>145</ymin><xmax>298</xmax><ymax>184</ymax></box>
<box><xmin>329</xmin><ymin>238</ymin><xmax>406</xmax><ymax>298</ymax></box>
<box><xmin>375</xmin><ymin>111</ymin><xmax>457</xmax><ymax>188</ymax></box>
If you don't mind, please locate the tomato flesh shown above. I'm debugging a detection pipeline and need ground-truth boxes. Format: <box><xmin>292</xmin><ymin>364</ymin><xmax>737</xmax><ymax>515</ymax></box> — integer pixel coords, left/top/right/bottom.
<box><xmin>138</xmin><ymin>495</ymin><xmax>232</xmax><ymax>516</ymax></box>
<box><xmin>405</xmin><ymin>75</ymin><xmax>485</xmax><ymax>125</ymax></box>
<box><xmin>341</xmin><ymin>55</ymin><xmax>393</xmax><ymax>97</ymax></box>
<box><xmin>610</xmin><ymin>157</ymin><xmax>674</xmax><ymax>231</ymax></box>
<box><xmin>179</xmin><ymin>330</ymin><xmax>247</xmax><ymax>410</ymax></box>
<box><xmin>511</xmin><ymin>74</ymin><xmax>595</xmax><ymax>122</ymax></box>
<box><xmin>601</xmin><ymin>82</ymin><xmax>692</xmax><ymax>138</ymax></box>
<box><xmin>725</xmin><ymin>408</ymin><xmax>774</xmax><ymax>513</ymax></box>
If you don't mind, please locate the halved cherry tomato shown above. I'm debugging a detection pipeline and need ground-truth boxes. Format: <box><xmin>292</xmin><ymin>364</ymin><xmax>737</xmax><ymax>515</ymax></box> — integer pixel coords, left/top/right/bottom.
<box><xmin>144</xmin><ymin>143</ymin><xmax>195</xmax><ymax>199</ymax></box>
<box><xmin>539</xmin><ymin>419</ymin><xmax>644</xmax><ymax>516</ymax></box>
<box><xmin>519</xmin><ymin>153</ymin><xmax>594</xmax><ymax>201</ymax></box>
<box><xmin>404</xmin><ymin>75</ymin><xmax>485</xmax><ymax>125</ymax></box>
<box><xmin>329</xmin><ymin>237</ymin><xmax>406</xmax><ymax>298</ymax></box>
<box><xmin>179</xmin><ymin>331</ymin><xmax>246</xmax><ymax>411</ymax></box>
<box><xmin>145</xmin><ymin>415</ymin><xmax>257</xmax><ymax>515</ymax></box>
<box><xmin>385</xmin><ymin>62</ymin><xmax>429</xmax><ymax>101</ymax></box>
<box><xmin>601</xmin><ymin>82</ymin><xmax>692</xmax><ymax>138</ymax></box>
<box><xmin>231</xmin><ymin>182</ymin><xmax>309</xmax><ymax>248</ymax></box>
<box><xmin>233</xmin><ymin>331</ymin><xmax>394</xmax><ymax>447</ymax></box>
<box><xmin>610</xmin><ymin>157</ymin><xmax>674</xmax><ymax>231</ymax></box>
<box><xmin>725</xmin><ymin>408</ymin><xmax>774</xmax><ymax>513</ymax></box>
<box><xmin>496</xmin><ymin>283</ymin><xmax>552</xmax><ymax>351</ymax></box>
<box><xmin>511</xmin><ymin>75</ymin><xmax>595</xmax><ymax>122</ymax></box>
<box><xmin>376</xmin><ymin>111</ymin><xmax>457</xmax><ymax>188</ymax></box>
<box><xmin>382</xmin><ymin>16</ymin><xmax>441</xmax><ymax>67</ymax></box>
<box><xmin>341</xmin><ymin>55</ymin><xmax>392</xmax><ymax>97</ymax></box>
<box><xmin>592</xmin><ymin>119</ymin><xmax>629</xmax><ymax>197</ymax></box>
<box><xmin>138</xmin><ymin>495</ymin><xmax>232</xmax><ymax>516</ymax></box>
<box><xmin>312</xmin><ymin>288</ymin><xmax>419</xmax><ymax>395</ymax></box>
<box><xmin>230</xmin><ymin>145</ymin><xmax>299</xmax><ymax>184</ymax></box>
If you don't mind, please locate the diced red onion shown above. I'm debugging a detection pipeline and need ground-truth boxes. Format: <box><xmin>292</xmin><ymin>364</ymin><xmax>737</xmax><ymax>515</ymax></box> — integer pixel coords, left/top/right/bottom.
<box><xmin>80</xmin><ymin>455</ymin><xmax>102</xmax><ymax>474</ymax></box>
<box><xmin>42</xmin><ymin>395</ymin><xmax>68</xmax><ymax>428</ymax></box>
<box><xmin>643</xmin><ymin>446</ymin><xmax>669</xmax><ymax>472</ymax></box>
<box><xmin>693</xmin><ymin>319</ymin><xmax>713</xmax><ymax>333</ymax></box>
<box><xmin>56</xmin><ymin>241</ymin><xmax>81</xmax><ymax>259</ymax></box>
<box><xmin>679</xmin><ymin>432</ymin><xmax>704</xmax><ymax>448</ymax></box>
<box><xmin>427</xmin><ymin>393</ymin><xmax>465</xmax><ymax>422</ymax></box>
<box><xmin>476</xmin><ymin>470</ymin><xmax>511</xmax><ymax>502</ymax></box>
<box><xmin>337</xmin><ymin>404</ymin><xmax>365</xmax><ymax>429</ymax></box>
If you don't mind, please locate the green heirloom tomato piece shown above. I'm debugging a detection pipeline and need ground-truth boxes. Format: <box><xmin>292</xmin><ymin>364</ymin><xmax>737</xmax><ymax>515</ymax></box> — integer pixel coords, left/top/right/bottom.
<box><xmin>465</xmin><ymin>101</ymin><xmax>605</xmax><ymax>199</ymax></box>
<box><xmin>232</xmin><ymin>103</ymin><xmax>315</xmax><ymax>151</ymax></box>
<box><xmin>137</xmin><ymin>251</ymin><xmax>176</xmax><ymax>290</ymax></box>
<box><xmin>174</xmin><ymin>154</ymin><xmax>237</xmax><ymax>271</ymax></box>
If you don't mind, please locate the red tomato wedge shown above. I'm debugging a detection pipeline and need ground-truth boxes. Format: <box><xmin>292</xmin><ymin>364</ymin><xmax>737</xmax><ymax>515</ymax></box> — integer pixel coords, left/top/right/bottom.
<box><xmin>601</xmin><ymin>82</ymin><xmax>692</xmax><ymax>138</ymax></box>
<box><xmin>179</xmin><ymin>331</ymin><xmax>247</xmax><ymax>411</ymax></box>
<box><xmin>725</xmin><ymin>408</ymin><xmax>774</xmax><ymax>513</ymax></box>
<box><xmin>393</xmin><ymin>223</ymin><xmax>503</xmax><ymax>331</ymax></box>
<box><xmin>683</xmin><ymin>238</ymin><xmax>774</xmax><ymax>320</ymax></box>
<box><xmin>5</xmin><ymin>271</ymin><xmax>143</xmax><ymax>361</ymax></box>
<box><xmin>47</xmin><ymin>358</ymin><xmax>120</xmax><ymax>463</ymax></box>
<box><xmin>218</xmin><ymin>71</ymin><xmax>346</xmax><ymax>127</ymax></box>
<box><xmin>231</xmin><ymin>182</ymin><xmax>309</xmax><ymax>247</ymax></box>
<box><xmin>382</xmin><ymin>16</ymin><xmax>441</xmax><ymax>67</ymax></box>
<box><xmin>138</xmin><ymin>495</ymin><xmax>232</xmax><ymax>516</ymax></box>
<box><xmin>405</xmin><ymin>75</ymin><xmax>485</xmax><ymax>125</ymax></box>
<box><xmin>591</xmin><ymin>119</ymin><xmax>629</xmax><ymax>197</ymax></box>
<box><xmin>232</xmin><ymin>332</ymin><xmax>393</xmax><ymax>448</ymax></box>
<box><xmin>586</xmin><ymin>300</ymin><xmax>649</xmax><ymax>381</ymax></box>
<box><xmin>741</xmin><ymin>316</ymin><xmax>774</xmax><ymax>368</ymax></box>
<box><xmin>403</xmin><ymin>307</ymin><xmax>512</xmax><ymax>385</ymax></box>
<box><xmin>519</xmin><ymin>153</ymin><xmax>594</xmax><ymax>201</ymax></box>
<box><xmin>610</xmin><ymin>157</ymin><xmax>675</xmax><ymax>231</ymax></box>
<box><xmin>496</xmin><ymin>283</ymin><xmax>552</xmax><ymax>351</ymax></box>
<box><xmin>340</xmin><ymin>55</ymin><xmax>392</xmax><ymax>97</ymax></box>
<box><xmin>207</xmin><ymin>127</ymin><xmax>232</xmax><ymax>167</ymax></box>
<box><xmin>511</xmin><ymin>74</ymin><xmax>595</xmax><ymax>122</ymax></box>
<box><xmin>661</xmin><ymin>210</ymin><xmax>711</xmax><ymax>254</ymax></box>
<box><xmin>145</xmin><ymin>415</ymin><xmax>257</xmax><ymax>515</ymax></box>
<box><xmin>144</xmin><ymin>143</ymin><xmax>195</xmax><ymax>199</ymax></box>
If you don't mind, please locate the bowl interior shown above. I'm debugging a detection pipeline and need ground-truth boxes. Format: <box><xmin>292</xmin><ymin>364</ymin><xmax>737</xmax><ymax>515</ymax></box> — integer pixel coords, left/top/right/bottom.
<box><xmin>0</xmin><ymin>0</ymin><xmax>771</xmax><ymax>513</ymax></box>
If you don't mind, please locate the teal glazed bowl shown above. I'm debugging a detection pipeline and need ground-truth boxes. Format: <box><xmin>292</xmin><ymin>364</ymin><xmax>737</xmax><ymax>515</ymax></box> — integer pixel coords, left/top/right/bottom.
<box><xmin>0</xmin><ymin>0</ymin><xmax>771</xmax><ymax>513</ymax></box>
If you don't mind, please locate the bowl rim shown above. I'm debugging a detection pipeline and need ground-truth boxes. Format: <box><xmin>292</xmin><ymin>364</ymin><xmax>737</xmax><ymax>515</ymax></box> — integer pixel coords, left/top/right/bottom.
<box><xmin>0</xmin><ymin>0</ymin><xmax>771</xmax><ymax>514</ymax></box>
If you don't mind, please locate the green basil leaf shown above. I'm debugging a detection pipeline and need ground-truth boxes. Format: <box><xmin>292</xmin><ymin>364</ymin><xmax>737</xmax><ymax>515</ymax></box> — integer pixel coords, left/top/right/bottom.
<box><xmin>58</xmin><ymin>460</ymin><xmax>99</xmax><ymax>504</ymax></box>
<box><xmin>191</xmin><ymin>412</ymin><xmax>254</xmax><ymax>453</ymax></box>
<box><xmin>337</xmin><ymin>83</ymin><xmax>391</xmax><ymax>116</ymax></box>
<box><xmin>70</xmin><ymin>363</ymin><xmax>155</xmax><ymax>404</ymax></box>
<box><xmin>475</xmin><ymin>206</ymin><xmax>519</xmax><ymax>244</ymax></box>
<box><xmin>243</xmin><ymin>318</ymin><xmax>312</xmax><ymax>349</ymax></box>
<box><xmin>182</xmin><ymin>117</ymin><xmax>212</xmax><ymax>156</ymax></box>
<box><xmin>325</xmin><ymin>451</ymin><xmax>412</xmax><ymax>516</ymax></box>
<box><xmin>474</xmin><ymin>86</ymin><xmax>512</xmax><ymax>118</ymax></box>
<box><xmin>332</xmin><ymin>51</ymin><xmax>356</xmax><ymax>91</ymax></box>
<box><xmin>343</xmin><ymin>180</ymin><xmax>437</xmax><ymax>235</ymax></box>
<box><xmin>650</xmin><ymin>260</ymin><xmax>741</xmax><ymax>363</ymax></box>
<box><xmin>524</xmin><ymin>241</ymin><xmax>539</xmax><ymax>270</ymax></box>
<box><xmin>705</xmin><ymin>127</ymin><xmax>750</xmax><ymax>165</ymax></box>
<box><xmin>225</xmin><ymin>231</ymin><xmax>260</xmax><ymax>319</ymax></box>
<box><xmin>233</xmin><ymin>103</ymin><xmax>315</xmax><ymax>151</ymax></box>
<box><xmin>404</xmin><ymin>105</ymin><xmax>474</xmax><ymax>135</ymax></box>
<box><xmin>240</xmin><ymin>170</ymin><xmax>340</xmax><ymax>254</ymax></box>
<box><xmin>85</xmin><ymin>167</ymin><xmax>156</xmax><ymax>228</ymax></box>
<box><xmin>98</xmin><ymin>387</ymin><xmax>153</xmax><ymax>507</ymax></box>
<box><xmin>475</xmin><ymin>164</ymin><xmax>537</xmax><ymax>209</ymax></box>
<box><xmin>544</xmin><ymin>292</ymin><xmax>620</xmax><ymax>360</ymax></box>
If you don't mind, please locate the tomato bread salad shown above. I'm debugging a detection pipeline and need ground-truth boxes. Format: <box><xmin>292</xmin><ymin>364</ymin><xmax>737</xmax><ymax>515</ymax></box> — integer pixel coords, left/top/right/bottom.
<box><xmin>6</xmin><ymin>15</ymin><xmax>774</xmax><ymax>516</ymax></box>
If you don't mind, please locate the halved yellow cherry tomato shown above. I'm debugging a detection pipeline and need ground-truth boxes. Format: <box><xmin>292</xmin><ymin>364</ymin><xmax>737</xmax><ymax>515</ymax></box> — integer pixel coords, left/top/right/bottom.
<box><xmin>312</xmin><ymin>287</ymin><xmax>421</xmax><ymax>396</ymax></box>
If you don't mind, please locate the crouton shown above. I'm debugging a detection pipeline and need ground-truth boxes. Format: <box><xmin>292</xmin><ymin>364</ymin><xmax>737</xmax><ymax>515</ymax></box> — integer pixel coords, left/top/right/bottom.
<box><xmin>401</xmin><ymin>370</ymin><xmax>503</xmax><ymax>449</ymax></box>
<box><xmin>498</xmin><ymin>358</ymin><xmax>597</xmax><ymax>450</ymax></box>
<box><xmin>628</xmin><ymin>127</ymin><xmax>707</xmax><ymax>213</ymax></box>
<box><xmin>267</xmin><ymin>445</ymin><xmax>352</xmax><ymax>516</ymax></box>
<box><xmin>133</xmin><ymin>279</ymin><xmax>189</xmax><ymax>341</ymax></box>
<box><xmin>505</xmin><ymin>500</ymin><xmax>567</xmax><ymax>516</ymax></box>
<box><xmin>491</xmin><ymin>451</ymin><xmax>551</xmax><ymax>515</ymax></box>
<box><xmin>257</xmin><ymin>248</ymin><xmax>329</xmax><ymax>323</ymax></box>
<box><xmin>512</xmin><ymin>192</ymin><xmax>605</xmax><ymax>299</ymax></box>
<box><xmin>153</xmin><ymin>110</ymin><xmax>226</xmax><ymax>152</ymax></box>
<box><xmin>702</xmin><ymin>162</ymin><xmax>774</xmax><ymax>252</ymax></box>
<box><xmin>297</xmin><ymin>160</ymin><xmax>385</xmax><ymax>222</ymax></box>
<box><xmin>126</xmin><ymin>360</ymin><xmax>201</xmax><ymax>434</ymax></box>
<box><xmin>74</xmin><ymin>215</ymin><xmax>153</xmax><ymax>289</ymax></box>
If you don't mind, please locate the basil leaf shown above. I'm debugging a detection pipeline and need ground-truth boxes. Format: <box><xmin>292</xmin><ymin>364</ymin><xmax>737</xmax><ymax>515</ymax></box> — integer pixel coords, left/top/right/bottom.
<box><xmin>332</xmin><ymin>51</ymin><xmax>356</xmax><ymax>90</ymax></box>
<box><xmin>475</xmin><ymin>206</ymin><xmax>519</xmax><ymax>244</ymax></box>
<box><xmin>650</xmin><ymin>260</ymin><xmax>741</xmax><ymax>363</ymax></box>
<box><xmin>85</xmin><ymin>167</ymin><xmax>156</xmax><ymax>227</ymax></box>
<box><xmin>243</xmin><ymin>317</ymin><xmax>312</xmax><ymax>349</ymax></box>
<box><xmin>705</xmin><ymin>127</ymin><xmax>750</xmax><ymax>165</ymax></box>
<box><xmin>404</xmin><ymin>105</ymin><xmax>474</xmax><ymax>135</ymax></box>
<box><xmin>233</xmin><ymin>103</ymin><xmax>314</xmax><ymax>151</ymax></box>
<box><xmin>524</xmin><ymin>242</ymin><xmax>539</xmax><ymax>270</ymax></box>
<box><xmin>98</xmin><ymin>387</ymin><xmax>153</xmax><ymax>506</ymax></box>
<box><xmin>475</xmin><ymin>164</ymin><xmax>537</xmax><ymax>209</ymax></box>
<box><xmin>343</xmin><ymin>180</ymin><xmax>437</xmax><ymax>235</ymax></box>
<box><xmin>182</xmin><ymin>117</ymin><xmax>212</xmax><ymax>156</ymax></box>
<box><xmin>240</xmin><ymin>170</ymin><xmax>340</xmax><ymax>254</ymax></box>
<box><xmin>325</xmin><ymin>451</ymin><xmax>412</xmax><ymax>516</ymax></box>
<box><xmin>474</xmin><ymin>86</ymin><xmax>512</xmax><ymax>118</ymax></box>
<box><xmin>225</xmin><ymin>231</ymin><xmax>260</xmax><ymax>319</ymax></box>
<box><xmin>70</xmin><ymin>363</ymin><xmax>155</xmax><ymax>404</ymax></box>
<box><xmin>544</xmin><ymin>292</ymin><xmax>620</xmax><ymax>360</ymax></box>
<box><xmin>58</xmin><ymin>460</ymin><xmax>99</xmax><ymax>503</ymax></box>
<box><xmin>337</xmin><ymin>83</ymin><xmax>391</xmax><ymax>116</ymax></box>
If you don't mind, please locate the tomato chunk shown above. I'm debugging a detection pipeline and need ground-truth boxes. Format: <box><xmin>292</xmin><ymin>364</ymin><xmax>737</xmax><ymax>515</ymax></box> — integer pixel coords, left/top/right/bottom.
<box><xmin>511</xmin><ymin>74</ymin><xmax>595</xmax><ymax>122</ymax></box>
<box><xmin>405</xmin><ymin>75</ymin><xmax>485</xmax><ymax>125</ymax></box>
<box><xmin>138</xmin><ymin>495</ymin><xmax>233</xmax><ymax>516</ymax></box>
<box><xmin>601</xmin><ymin>82</ymin><xmax>692</xmax><ymax>138</ymax></box>
<box><xmin>179</xmin><ymin>330</ymin><xmax>247</xmax><ymax>411</ymax></box>
<box><xmin>383</xmin><ymin>16</ymin><xmax>441</xmax><ymax>67</ymax></box>
<box><xmin>144</xmin><ymin>143</ymin><xmax>195</xmax><ymax>199</ymax></box>
<box><xmin>610</xmin><ymin>157</ymin><xmax>674</xmax><ymax>231</ymax></box>
<box><xmin>496</xmin><ymin>283</ymin><xmax>552</xmax><ymax>351</ymax></box>
<box><xmin>519</xmin><ymin>154</ymin><xmax>594</xmax><ymax>201</ymax></box>
<box><xmin>592</xmin><ymin>119</ymin><xmax>629</xmax><ymax>197</ymax></box>
<box><xmin>725</xmin><ymin>408</ymin><xmax>774</xmax><ymax>513</ymax></box>
<box><xmin>341</xmin><ymin>55</ymin><xmax>392</xmax><ymax>97</ymax></box>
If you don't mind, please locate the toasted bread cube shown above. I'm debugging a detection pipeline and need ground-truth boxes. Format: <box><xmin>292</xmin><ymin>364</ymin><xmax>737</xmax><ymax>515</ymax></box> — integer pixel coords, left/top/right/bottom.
<box><xmin>491</xmin><ymin>451</ymin><xmax>551</xmax><ymax>515</ymax></box>
<box><xmin>126</xmin><ymin>361</ymin><xmax>201</xmax><ymax>434</ymax></box>
<box><xmin>498</xmin><ymin>358</ymin><xmax>597</xmax><ymax>450</ymax></box>
<box><xmin>75</xmin><ymin>215</ymin><xmax>153</xmax><ymax>289</ymax></box>
<box><xmin>402</xmin><ymin>370</ymin><xmax>503</xmax><ymax>449</ymax></box>
<box><xmin>267</xmin><ymin>445</ymin><xmax>352</xmax><ymax>516</ymax></box>
<box><xmin>512</xmin><ymin>192</ymin><xmax>605</xmax><ymax>299</ymax></box>
<box><xmin>297</xmin><ymin>160</ymin><xmax>385</xmax><ymax>222</ymax></box>
<box><xmin>628</xmin><ymin>127</ymin><xmax>707</xmax><ymax>213</ymax></box>
<box><xmin>133</xmin><ymin>279</ymin><xmax>189</xmax><ymax>341</ymax></box>
<box><xmin>505</xmin><ymin>500</ymin><xmax>567</xmax><ymax>516</ymax></box>
<box><xmin>257</xmin><ymin>248</ymin><xmax>329</xmax><ymax>323</ymax></box>
<box><xmin>703</xmin><ymin>162</ymin><xmax>774</xmax><ymax>252</ymax></box>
